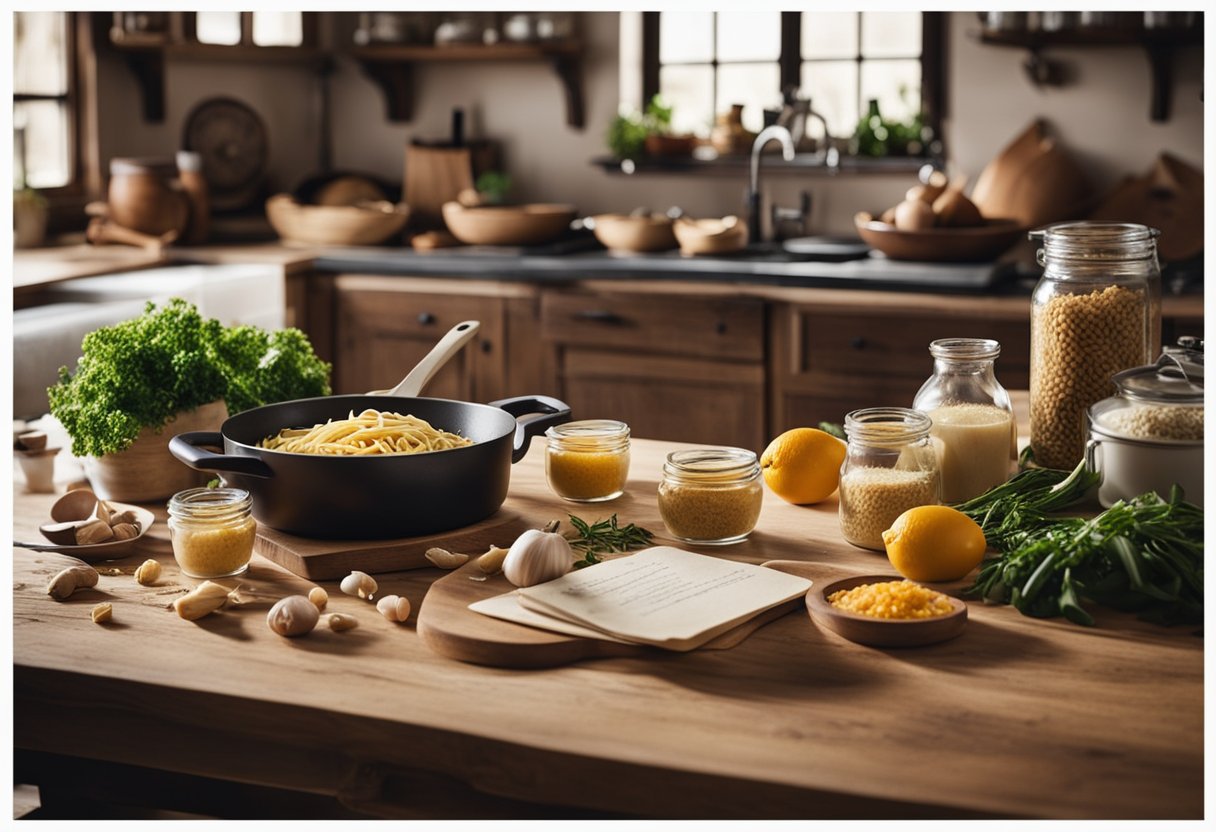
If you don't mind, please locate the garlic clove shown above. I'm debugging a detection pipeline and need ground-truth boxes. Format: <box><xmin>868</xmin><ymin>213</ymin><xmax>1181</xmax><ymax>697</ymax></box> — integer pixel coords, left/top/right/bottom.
<box><xmin>339</xmin><ymin>570</ymin><xmax>378</xmax><ymax>600</ymax></box>
<box><xmin>376</xmin><ymin>594</ymin><xmax>411</xmax><ymax>623</ymax></box>
<box><xmin>502</xmin><ymin>529</ymin><xmax>575</xmax><ymax>588</ymax></box>
<box><xmin>267</xmin><ymin>595</ymin><xmax>320</xmax><ymax>637</ymax></box>
<box><xmin>425</xmin><ymin>547</ymin><xmax>469</xmax><ymax>570</ymax></box>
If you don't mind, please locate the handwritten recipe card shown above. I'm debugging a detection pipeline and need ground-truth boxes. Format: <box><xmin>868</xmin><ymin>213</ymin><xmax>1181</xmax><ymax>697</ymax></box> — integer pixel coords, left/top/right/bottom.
<box><xmin>472</xmin><ymin>547</ymin><xmax>811</xmax><ymax>652</ymax></box>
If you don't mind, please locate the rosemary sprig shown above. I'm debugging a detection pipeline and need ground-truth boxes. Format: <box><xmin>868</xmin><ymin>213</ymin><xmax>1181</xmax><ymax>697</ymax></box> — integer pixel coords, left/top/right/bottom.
<box><xmin>566</xmin><ymin>514</ymin><xmax>654</xmax><ymax>569</ymax></box>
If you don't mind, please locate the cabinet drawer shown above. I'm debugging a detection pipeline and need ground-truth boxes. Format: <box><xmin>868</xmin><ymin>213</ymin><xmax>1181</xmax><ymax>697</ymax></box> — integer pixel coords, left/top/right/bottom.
<box><xmin>542</xmin><ymin>291</ymin><xmax>764</xmax><ymax>361</ymax></box>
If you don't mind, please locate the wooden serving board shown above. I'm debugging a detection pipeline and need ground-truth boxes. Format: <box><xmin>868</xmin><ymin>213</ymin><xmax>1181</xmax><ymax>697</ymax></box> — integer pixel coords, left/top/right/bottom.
<box><xmin>253</xmin><ymin>510</ymin><xmax>530</xmax><ymax>580</ymax></box>
<box><xmin>415</xmin><ymin>557</ymin><xmax>811</xmax><ymax>669</ymax></box>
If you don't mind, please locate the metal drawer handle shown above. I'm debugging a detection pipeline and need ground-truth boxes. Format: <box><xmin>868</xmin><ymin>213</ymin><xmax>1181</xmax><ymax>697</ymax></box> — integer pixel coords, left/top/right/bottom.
<box><xmin>572</xmin><ymin>309</ymin><xmax>626</xmax><ymax>325</ymax></box>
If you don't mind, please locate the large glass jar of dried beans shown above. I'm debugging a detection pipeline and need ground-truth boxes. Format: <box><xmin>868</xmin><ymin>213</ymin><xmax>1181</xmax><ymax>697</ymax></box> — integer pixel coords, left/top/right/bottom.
<box><xmin>1028</xmin><ymin>222</ymin><xmax>1159</xmax><ymax>470</ymax></box>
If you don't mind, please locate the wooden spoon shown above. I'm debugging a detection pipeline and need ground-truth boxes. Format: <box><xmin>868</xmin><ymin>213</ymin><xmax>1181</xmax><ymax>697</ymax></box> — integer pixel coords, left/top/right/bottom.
<box><xmin>50</xmin><ymin>489</ymin><xmax>98</xmax><ymax>523</ymax></box>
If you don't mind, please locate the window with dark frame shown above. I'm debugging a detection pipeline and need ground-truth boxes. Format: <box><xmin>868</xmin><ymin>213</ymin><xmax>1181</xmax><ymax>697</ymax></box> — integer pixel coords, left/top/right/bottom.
<box><xmin>13</xmin><ymin>12</ymin><xmax>75</xmax><ymax>191</ymax></box>
<box><xmin>642</xmin><ymin>11</ymin><xmax>945</xmax><ymax>152</ymax></box>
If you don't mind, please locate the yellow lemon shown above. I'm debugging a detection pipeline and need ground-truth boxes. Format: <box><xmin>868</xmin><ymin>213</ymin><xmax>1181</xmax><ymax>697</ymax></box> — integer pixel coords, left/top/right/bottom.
<box><xmin>760</xmin><ymin>428</ymin><xmax>847</xmax><ymax>505</ymax></box>
<box><xmin>882</xmin><ymin>505</ymin><xmax>987</xmax><ymax>582</ymax></box>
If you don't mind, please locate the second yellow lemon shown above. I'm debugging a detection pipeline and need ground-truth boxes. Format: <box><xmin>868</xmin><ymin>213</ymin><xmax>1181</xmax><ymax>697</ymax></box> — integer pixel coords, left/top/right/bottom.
<box><xmin>760</xmin><ymin>428</ymin><xmax>847</xmax><ymax>505</ymax></box>
<box><xmin>882</xmin><ymin>505</ymin><xmax>987</xmax><ymax>582</ymax></box>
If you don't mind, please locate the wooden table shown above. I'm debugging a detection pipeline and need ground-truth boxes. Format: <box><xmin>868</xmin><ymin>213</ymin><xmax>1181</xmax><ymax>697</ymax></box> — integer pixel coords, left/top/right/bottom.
<box><xmin>11</xmin><ymin>437</ymin><xmax>1202</xmax><ymax>819</ymax></box>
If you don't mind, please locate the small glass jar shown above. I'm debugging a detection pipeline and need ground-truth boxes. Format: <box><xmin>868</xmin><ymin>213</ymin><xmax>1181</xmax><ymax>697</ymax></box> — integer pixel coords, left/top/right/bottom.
<box><xmin>545</xmin><ymin>420</ymin><xmax>631</xmax><ymax>502</ymax></box>
<box><xmin>168</xmin><ymin>487</ymin><xmax>256</xmax><ymax>578</ymax></box>
<box><xmin>657</xmin><ymin>448</ymin><xmax>762</xmax><ymax>545</ymax></box>
<box><xmin>1087</xmin><ymin>339</ymin><xmax>1204</xmax><ymax>507</ymax></box>
<box><xmin>1028</xmin><ymin>222</ymin><xmax>1160</xmax><ymax>470</ymax></box>
<box><xmin>912</xmin><ymin>338</ymin><xmax>1015</xmax><ymax>503</ymax></box>
<box><xmin>839</xmin><ymin>408</ymin><xmax>941</xmax><ymax>551</ymax></box>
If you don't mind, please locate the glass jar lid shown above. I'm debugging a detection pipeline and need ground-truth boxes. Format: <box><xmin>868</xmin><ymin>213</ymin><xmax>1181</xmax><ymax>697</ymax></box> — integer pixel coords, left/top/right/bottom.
<box><xmin>1029</xmin><ymin>221</ymin><xmax>1160</xmax><ymax>263</ymax></box>
<box><xmin>663</xmin><ymin>448</ymin><xmax>759</xmax><ymax>483</ymax></box>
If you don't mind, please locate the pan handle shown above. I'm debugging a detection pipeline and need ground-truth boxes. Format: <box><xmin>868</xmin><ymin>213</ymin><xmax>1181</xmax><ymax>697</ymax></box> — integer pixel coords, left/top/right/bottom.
<box><xmin>169</xmin><ymin>432</ymin><xmax>274</xmax><ymax>479</ymax></box>
<box><xmin>489</xmin><ymin>395</ymin><xmax>572</xmax><ymax>463</ymax></box>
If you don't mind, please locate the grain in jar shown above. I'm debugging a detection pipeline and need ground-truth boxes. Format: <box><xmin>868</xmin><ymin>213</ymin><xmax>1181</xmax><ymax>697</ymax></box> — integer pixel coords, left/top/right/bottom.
<box><xmin>1029</xmin><ymin>223</ymin><xmax>1158</xmax><ymax>470</ymax></box>
<box><xmin>545</xmin><ymin>420</ymin><xmax>630</xmax><ymax>502</ymax></box>
<box><xmin>657</xmin><ymin>448</ymin><xmax>762</xmax><ymax>545</ymax></box>
<box><xmin>839</xmin><ymin>408</ymin><xmax>940</xmax><ymax>551</ymax></box>
<box><xmin>167</xmin><ymin>487</ymin><xmax>256</xmax><ymax>578</ymax></box>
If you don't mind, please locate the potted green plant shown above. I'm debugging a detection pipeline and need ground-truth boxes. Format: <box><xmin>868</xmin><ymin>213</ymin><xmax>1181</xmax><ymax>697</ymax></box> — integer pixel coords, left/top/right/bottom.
<box><xmin>606</xmin><ymin>95</ymin><xmax>697</xmax><ymax>160</ymax></box>
<box><xmin>48</xmin><ymin>299</ymin><xmax>331</xmax><ymax>501</ymax></box>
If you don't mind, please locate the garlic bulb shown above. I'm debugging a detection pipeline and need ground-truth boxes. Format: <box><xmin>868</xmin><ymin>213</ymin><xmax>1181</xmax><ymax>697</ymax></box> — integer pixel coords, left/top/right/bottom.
<box><xmin>503</xmin><ymin>529</ymin><xmax>574</xmax><ymax>588</ymax></box>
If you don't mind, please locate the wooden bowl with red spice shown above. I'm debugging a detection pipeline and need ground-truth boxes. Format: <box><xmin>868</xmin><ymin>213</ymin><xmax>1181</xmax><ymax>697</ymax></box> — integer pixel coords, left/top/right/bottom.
<box><xmin>807</xmin><ymin>574</ymin><xmax>967</xmax><ymax>648</ymax></box>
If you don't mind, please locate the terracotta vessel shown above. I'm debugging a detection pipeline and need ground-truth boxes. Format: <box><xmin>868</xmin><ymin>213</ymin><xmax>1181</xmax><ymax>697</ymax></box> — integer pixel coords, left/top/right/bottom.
<box><xmin>107</xmin><ymin>157</ymin><xmax>190</xmax><ymax>237</ymax></box>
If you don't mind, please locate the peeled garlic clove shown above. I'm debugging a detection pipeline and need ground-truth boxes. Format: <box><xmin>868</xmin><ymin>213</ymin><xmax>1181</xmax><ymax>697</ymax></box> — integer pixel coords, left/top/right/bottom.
<box><xmin>340</xmin><ymin>570</ymin><xmax>378</xmax><ymax>600</ymax></box>
<box><xmin>324</xmin><ymin>612</ymin><xmax>359</xmax><ymax>631</ymax></box>
<box><xmin>376</xmin><ymin>594</ymin><xmax>411</xmax><ymax>623</ymax></box>
<box><xmin>477</xmin><ymin>545</ymin><xmax>509</xmax><ymax>574</ymax></box>
<box><xmin>174</xmin><ymin>581</ymin><xmax>231</xmax><ymax>620</ymax></box>
<box><xmin>134</xmin><ymin>558</ymin><xmax>161</xmax><ymax>586</ymax></box>
<box><xmin>91</xmin><ymin>602</ymin><xmax>113</xmax><ymax>624</ymax></box>
<box><xmin>267</xmin><ymin>595</ymin><xmax>320</xmax><ymax>637</ymax></box>
<box><xmin>503</xmin><ymin>529</ymin><xmax>575</xmax><ymax>588</ymax></box>
<box><xmin>425</xmin><ymin>547</ymin><xmax>469</xmax><ymax>570</ymax></box>
<box><xmin>308</xmin><ymin>586</ymin><xmax>328</xmax><ymax>610</ymax></box>
<box><xmin>47</xmin><ymin>564</ymin><xmax>100</xmax><ymax>600</ymax></box>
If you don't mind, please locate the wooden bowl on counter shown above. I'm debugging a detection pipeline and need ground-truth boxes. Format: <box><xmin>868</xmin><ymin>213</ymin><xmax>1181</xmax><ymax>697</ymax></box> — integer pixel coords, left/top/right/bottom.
<box><xmin>266</xmin><ymin>194</ymin><xmax>410</xmax><ymax>247</ymax></box>
<box><xmin>673</xmin><ymin>215</ymin><xmax>749</xmax><ymax>256</ymax></box>
<box><xmin>854</xmin><ymin>212</ymin><xmax>1024</xmax><ymax>262</ymax></box>
<box><xmin>807</xmin><ymin>574</ymin><xmax>968</xmax><ymax>648</ymax></box>
<box><xmin>590</xmin><ymin>213</ymin><xmax>678</xmax><ymax>253</ymax></box>
<box><xmin>442</xmin><ymin>202</ymin><xmax>577</xmax><ymax>247</ymax></box>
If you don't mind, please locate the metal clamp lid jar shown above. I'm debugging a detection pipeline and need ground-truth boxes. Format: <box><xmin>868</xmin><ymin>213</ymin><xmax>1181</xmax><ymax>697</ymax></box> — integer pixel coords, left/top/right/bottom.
<box><xmin>1028</xmin><ymin>222</ymin><xmax>1161</xmax><ymax>470</ymax></box>
<box><xmin>657</xmin><ymin>448</ymin><xmax>762</xmax><ymax>545</ymax></box>
<box><xmin>544</xmin><ymin>419</ymin><xmax>630</xmax><ymax>502</ymax></box>
<box><xmin>1087</xmin><ymin>338</ymin><xmax>1204</xmax><ymax>507</ymax></box>
<box><xmin>167</xmin><ymin>487</ymin><xmax>256</xmax><ymax>578</ymax></box>
<box><xmin>838</xmin><ymin>408</ymin><xmax>940</xmax><ymax>551</ymax></box>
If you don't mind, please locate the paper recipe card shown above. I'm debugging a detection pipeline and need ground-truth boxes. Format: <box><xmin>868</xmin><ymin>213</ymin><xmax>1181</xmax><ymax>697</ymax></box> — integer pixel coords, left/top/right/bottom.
<box><xmin>514</xmin><ymin>547</ymin><xmax>812</xmax><ymax>651</ymax></box>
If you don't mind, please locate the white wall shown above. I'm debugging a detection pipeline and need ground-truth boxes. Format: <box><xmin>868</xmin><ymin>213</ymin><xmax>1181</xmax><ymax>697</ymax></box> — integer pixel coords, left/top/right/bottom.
<box><xmin>94</xmin><ymin>12</ymin><xmax>1204</xmax><ymax>237</ymax></box>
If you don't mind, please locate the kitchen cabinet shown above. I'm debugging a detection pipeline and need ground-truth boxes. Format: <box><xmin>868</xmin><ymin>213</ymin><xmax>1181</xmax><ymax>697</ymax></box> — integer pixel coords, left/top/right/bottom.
<box><xmin>540</xmin><ymin>289</ymin><xmax>767</xmax><ymax>451</ymax></box>
<box><xmin>328</xmin><ymin>275</ymin><xmax>541</xmax><ymax>403</ymax></box>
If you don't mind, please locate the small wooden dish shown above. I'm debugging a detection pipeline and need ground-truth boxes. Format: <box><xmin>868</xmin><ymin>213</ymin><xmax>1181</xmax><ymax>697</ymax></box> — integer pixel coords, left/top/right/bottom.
<box><xmin>442</xmin><ymin>202</ymin><xmax>577</xmax><ymax>246</ymax></box>
<box><xmin>590</xmin><ymin>213</ymin><xmax>678</xmax><ymax>253</ymax></box>
<box><xmin>854</xmin><ymin>213</ymin><xmax>1023</xmax><ymax>262</ymax></box>
<box><xmin>15</xmin><ymin>502</ymin><xmax>156</xmax><ymax>562</ymax></box>
<box><xmin>807</xmin><ymin>574</ymin><xmax>967</xmax><ymax>648</ymax></box>
<box><xmin>266</xmin><ymin>194</ymin><xmax>411</xmax><ymax>247</ymax></box>
<box><xmin>673</xmin><ymin>215</ymin><xmax>749</xmax><ymax>256</ymax></box>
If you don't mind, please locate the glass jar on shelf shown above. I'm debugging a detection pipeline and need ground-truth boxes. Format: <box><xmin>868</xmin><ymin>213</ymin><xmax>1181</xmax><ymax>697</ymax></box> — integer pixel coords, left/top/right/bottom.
<box><xmin>545</xmin><ymin>420</ymin><xmax>631</xmax><ymax>502</ymax></box>
<box><xmin>1028</xmin><ymin>222</ymin><xmax>1159</xmax><ymax>470</ymax></box>
<box><xmin>838</xmin><ymin>408</ymin><xmax>940</xmax><ymax>551</ymax></box>
<box><xmin>657</xmin><ymin>448</ymin><xmax>762</xmax><ymax>545</ymax></box>
<box><xmin>912</xmin><ymin>338</ymin><xmax>1015</xmax><ymax>503</ymax></box>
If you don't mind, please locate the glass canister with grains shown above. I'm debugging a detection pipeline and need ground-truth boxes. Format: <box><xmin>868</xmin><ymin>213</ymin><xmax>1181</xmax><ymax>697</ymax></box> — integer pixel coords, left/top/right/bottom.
<box><xmin>1028</xmin><ymin>222</ymin><xmax>1160</xmax><ymax>469</ymax></box>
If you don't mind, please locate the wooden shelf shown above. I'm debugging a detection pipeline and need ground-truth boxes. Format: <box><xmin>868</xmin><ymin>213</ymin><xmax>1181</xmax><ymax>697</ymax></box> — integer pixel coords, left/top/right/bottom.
<box><xmin>977</xmin><ymin>24</ymin><xmax>1203</xmax><ymax>122</ymax></box>
<box><xmin>591</xmin><ymin>155</ymin><xmax>928</xmax><ymax>177</ymax></box>
<box><xmin>352</xmin><ymin>41</ymin><xmax>584</xmax><ymax>128</ymax></box>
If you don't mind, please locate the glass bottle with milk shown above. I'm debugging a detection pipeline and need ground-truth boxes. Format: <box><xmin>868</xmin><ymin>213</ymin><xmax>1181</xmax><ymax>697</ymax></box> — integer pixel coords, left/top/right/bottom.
<box><xmin>913</xmin><ymin>339</ymin><xmax>1015</xmax><ymax>503</ymax></box>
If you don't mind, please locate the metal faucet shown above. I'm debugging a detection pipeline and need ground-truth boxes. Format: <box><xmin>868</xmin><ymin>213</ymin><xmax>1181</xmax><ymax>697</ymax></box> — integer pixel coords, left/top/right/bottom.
<box><xmin>748</xmin><ymin>125</ymin><xmax>795</xmax><ymax>243</ymax></box>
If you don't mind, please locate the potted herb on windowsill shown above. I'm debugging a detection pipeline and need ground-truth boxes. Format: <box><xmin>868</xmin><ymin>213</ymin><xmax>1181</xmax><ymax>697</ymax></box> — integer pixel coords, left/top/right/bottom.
<box><xmin>48</xmin><ymin>299</ymin><xmax>331</xmax><ymax>502</ymax></box>
<box><xmin>606</xmin><ymin>95</ymin><xmax>697</xmax><ymax>161</ymax></box>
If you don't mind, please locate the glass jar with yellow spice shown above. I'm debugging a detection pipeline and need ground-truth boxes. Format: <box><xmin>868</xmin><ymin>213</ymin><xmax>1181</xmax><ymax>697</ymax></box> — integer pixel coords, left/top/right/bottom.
<box><xmin>545</xmin><ymin>420</ymin><xmax>631</xmax><ymax>502</ymax></box>
<box><xmin>657</xmin><ymin>448</ymin><xmax>762</xmax><ymax>545</ymax></box>
<box><xmin>168</xmin><ymin>487</ymin><xmax>257</xmax><ymax>578</ymax></box>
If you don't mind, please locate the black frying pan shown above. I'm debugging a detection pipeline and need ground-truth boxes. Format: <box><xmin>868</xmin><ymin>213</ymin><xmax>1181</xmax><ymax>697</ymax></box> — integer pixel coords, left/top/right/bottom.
<box><xmin>169</xmin><ymin>394</ymin><xmax>570</xmax><ymax>539</ymax></box>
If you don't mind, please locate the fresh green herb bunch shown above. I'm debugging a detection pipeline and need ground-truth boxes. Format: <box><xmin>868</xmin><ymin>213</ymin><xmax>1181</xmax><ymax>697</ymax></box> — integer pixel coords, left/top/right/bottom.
<box><xmin>606</xmin><ymin>95</ymin><xmax>677</xmax><ymax>160</ymax></box>
<box><xmin>960</xmin><ymin>461</ymin><xmax>1203</xmax><ymax>627</ymax></box>
<box><xmin>568</xmin><ymin>514</ymin><xmax>654</xmax><ymax>569</ymax></box>
<box><xmin>48</xmin><ymin>299</ymin><xmax>331</xmax><ymax>457</ymax></box>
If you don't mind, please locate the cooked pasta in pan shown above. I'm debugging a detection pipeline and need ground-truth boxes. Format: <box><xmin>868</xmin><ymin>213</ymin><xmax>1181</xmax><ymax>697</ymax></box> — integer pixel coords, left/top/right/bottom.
<box><xmin>258</xmin><ymin>409</ymin><xmax>473</xmax><ymax>456</ymax></box>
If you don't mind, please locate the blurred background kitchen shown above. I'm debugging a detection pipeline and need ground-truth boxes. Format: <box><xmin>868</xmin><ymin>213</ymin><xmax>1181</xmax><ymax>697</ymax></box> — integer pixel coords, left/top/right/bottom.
<box><xmin>13</xmin><ymin>10</ymin><xmax>1203</xmax><ymax>240</ymax></box>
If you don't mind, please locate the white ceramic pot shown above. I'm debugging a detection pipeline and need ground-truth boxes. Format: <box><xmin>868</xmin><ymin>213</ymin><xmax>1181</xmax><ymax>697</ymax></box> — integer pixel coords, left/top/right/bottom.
<box><xmin>1086</xmin><ymin>429</ymin><xmax>1203</xmax><ymax>508</ymax></box>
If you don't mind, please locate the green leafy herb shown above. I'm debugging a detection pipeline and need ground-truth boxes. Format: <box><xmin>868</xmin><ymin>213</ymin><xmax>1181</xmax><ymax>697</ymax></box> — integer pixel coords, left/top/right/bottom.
<box><xmin>817</xmin><ymin>421</ymin><xmax>845</xmax><ymax>441</ymax></box>
<box><xmin>48</xmin><ymin>299</ymin><xmax>331</xmax><ymax>457</ymax></box>
<box><xmin>567</xmin><ymin>514</ymin><xmax>654</xmax><ymax>569</ymax></box>
<box><xmin>605</xmin><ymin>95</ymin><xmax>677</xmax><ymax>160</ymax></box>
<box><xmin>961</xmin><ymin>462</ymin><xmax>1203</xmax><ymax>628</ymax></box>
<box><xmin>474</xmin><ymin>171</ymin><xmax>512</xmax><ymax>205</ymax></box>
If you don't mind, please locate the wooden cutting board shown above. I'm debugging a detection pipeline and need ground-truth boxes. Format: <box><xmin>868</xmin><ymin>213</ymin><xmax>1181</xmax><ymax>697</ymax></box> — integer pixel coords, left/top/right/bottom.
<box><xmin>415</xmin><ymin>557</ymin><xmax>814</xmax><ymax>669</ymax></box>
<box><xmin>252</xmin><ymin>510</ymin><xmax>529</xmax><ymax>580</ymax></box>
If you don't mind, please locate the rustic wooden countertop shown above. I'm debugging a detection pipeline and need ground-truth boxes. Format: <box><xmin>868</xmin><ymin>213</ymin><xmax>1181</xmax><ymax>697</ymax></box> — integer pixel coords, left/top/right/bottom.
<box><xmin>10</xmin><ymin>431</ymin><xmax>1202</xmax><ymax>819</ymax></box>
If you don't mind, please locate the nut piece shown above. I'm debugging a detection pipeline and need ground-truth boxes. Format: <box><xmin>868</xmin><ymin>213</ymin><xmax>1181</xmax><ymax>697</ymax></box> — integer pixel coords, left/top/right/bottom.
<box><xmin>339</xmin><ymin>570</ymin><xmax>378</xmax><ymax>600</ymax></box>
<box><xmin>477</xmin><ymin>546</ymin><xmax>509</xmax><ymax>574</ymax></box>
<box><xmin>425</xmin><ymin>547</ymin><xmax>469</xmax><ymax>570</ymax></box>
<box><xmin>267</xmin><ymin>595</ymin><xmax>320</xmax><ymax>637</ymax></box>
<box><xmin>324</xmin><ymin>612</ymin><xmax>359</xmax><ymax>632</ymax></box>
<box><xmin>94</xmin><ymin>499</ymin><xmax>113</xmax><ymax>526</ymax></box>
<box><xmin>111</xmin><ymin>510</ymin><xmax>138</xmax><ymax>526</ymax></box>
<box><xmin>91</xmin><ymin>602</ymin><xmax>113</xmax><ymax>624</ymax></box>
<box><xmin>173</xmin><ymin>581</ymin><xmax>231</xmax><ymax>620</ymax></box>
<box><xmin>308</xmin><ymin>586</ymin><xmax>328</xmax><ymax>610</ymax></box>
<box><xmin>75</xmin><ymin>519</ymin><xmax>115</xmax><ymax>545</ymax></box>
<box><xmin>111</xmin><ymin>523</ymin><xmax>140</xmax><ymax>541</ymax></box>
<box><xmin>376</xmin><ymin>594</ymin><xmax>411</xmax><ymax>623</ymax></box>
<box><xmin>46</xmin><ymin>564</ymin><xmax>100</xmax><ymax>600</ymax></box>
<box><xmin>134</xmin><ymin>558</ymin><xmax>161</xmax><ymax>586</ymax></box>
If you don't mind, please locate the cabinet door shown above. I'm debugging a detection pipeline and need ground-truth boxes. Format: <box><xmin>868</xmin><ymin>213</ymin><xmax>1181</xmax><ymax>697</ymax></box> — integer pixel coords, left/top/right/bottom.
<box><xmin>333</xmin><ymin>286</ymin><xmax>504</xmax><ymax>401</ymax></box>
<box><xmin>559</xmin><ymin>349</ymin><xmax>766</xmax><ymax>452</ymax></box>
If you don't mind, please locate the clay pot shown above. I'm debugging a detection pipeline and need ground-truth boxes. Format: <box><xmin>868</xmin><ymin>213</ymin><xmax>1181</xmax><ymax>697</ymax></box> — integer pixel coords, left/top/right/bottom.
<box><xmin>107</xmin><ymin>157</ymin><xmax>190</xmax><ymax>237</ymax></box>
<box><xmin>175</xmin><ymin>151</ymin><xmax>210</xmax><ymax>244</ymax></box>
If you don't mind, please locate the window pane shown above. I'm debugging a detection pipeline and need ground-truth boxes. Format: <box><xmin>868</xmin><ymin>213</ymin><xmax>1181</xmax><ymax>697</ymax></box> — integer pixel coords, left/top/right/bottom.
<box><xmin>197</xmin><ymin>12</ymin><xmax>242</xmax><ymax>45</ymax></box>
<box><xmin>861</xmin><ymin>12</ymin><xmax>921</xmax><ymax>58</ymax></box>
<box><xmin>716</xmin><ymin>12</ymin><xmax>780</xmax><ymax>62</ymax></box>
<box><xmin>802</xmin><ymin>12</ymin><xmax>858</xmax><ymax>60</ymax></box>
<box><xmin>659</xmin><ymin>65</ymin><xmax>714</xmax><ymax>136</ymax></box>
<box><xmin>660</xmin><ymin>12</ymin><xmax>713</xmax><ymax>64</ymax></box>
<box><xmin>800</xmin><ymin>61</ymin><xmax>858</xmax><ymax>141</ymax></box>
<box><xmin>717</xmin><ymin>64</ymin><xmax>782</xmax><ymax>134</ymax></box>
<box><xmin>14</xmin><ymin>101</ymin><xmax>70</xmax><ymax>189</ymax></box>
<box><xmin>14</xmin><ymin>12</ymin><xmax>67</xmax><ymax>95</ymax></box>
<box><xmin>860</xmin><ymin>59</ymin><xmax>922</xmax><ymax>121</ymax></box>
<box><xmin>252</xmin><ymin>12</ymin><xmax>303</xmax><ymax>47</ymax></box>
